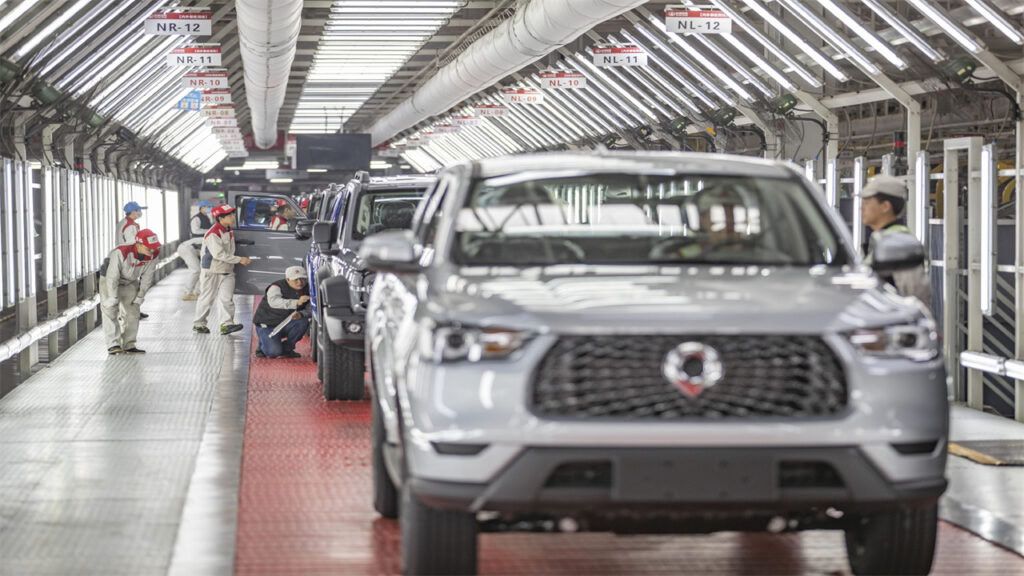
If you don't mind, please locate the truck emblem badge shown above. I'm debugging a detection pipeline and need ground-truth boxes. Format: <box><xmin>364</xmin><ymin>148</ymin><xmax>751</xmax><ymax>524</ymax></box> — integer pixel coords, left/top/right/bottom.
<box><xmin>662</xmin><ymin>342</ymin><xmax>723</xmax><ymax>398</ymax></box>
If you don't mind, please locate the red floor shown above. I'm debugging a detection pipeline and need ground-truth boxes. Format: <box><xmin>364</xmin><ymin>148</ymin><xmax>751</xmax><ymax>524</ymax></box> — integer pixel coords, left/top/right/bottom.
<box><xmin>235</xmin><ymin>329</ymin><xmax>1024</xmax><ymax>575</ymax></box>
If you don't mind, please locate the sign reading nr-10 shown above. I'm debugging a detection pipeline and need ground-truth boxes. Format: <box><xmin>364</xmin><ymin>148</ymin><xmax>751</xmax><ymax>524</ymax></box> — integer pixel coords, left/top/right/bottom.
<box><xmin>145</xmin><ymin>11</ymin><xmax>212</xmax><ymax>36</ymax></box>
<box><xmin>540</xmin><ymin>70</ymin><xmax>587</xmax><ymax>89</ymax></box>
<box><xmin>665</xmin><ymin>6</ymin><xmax>732</xmax><ymax>35</ymax></box>
<box><xmin>183</xmin><ymin>72</ymin><xmax>228</xmax><ymax>90</ymax></box>
<box><xmin>167</xmin><ymin>45</ymin><xmax>222</xmax><ymax>67</ymax></box>
<box><xmin>593</xmin><ymin>45</ymin><xmax>647</xmax><ymax>67</ymax></box>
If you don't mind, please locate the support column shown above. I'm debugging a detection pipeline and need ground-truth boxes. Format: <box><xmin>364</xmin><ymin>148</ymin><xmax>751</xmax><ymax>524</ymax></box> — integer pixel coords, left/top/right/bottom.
<box><xmin>46</xmin><ymin>287</ymin><xmax>58</xmax><ymax>359</ymax></box>
<box><xmin>1015</xmin><ymin>92</ymin><xmax>1024</xmax><ymax>422</ymax></box>
<box><xmin>907</xmin><ymin>105</ymin><xmax>922</xmax><ymax>234</ymax></box>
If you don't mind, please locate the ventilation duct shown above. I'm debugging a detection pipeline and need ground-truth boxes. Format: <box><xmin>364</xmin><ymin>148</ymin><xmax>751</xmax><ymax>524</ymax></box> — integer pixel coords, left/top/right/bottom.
<box><xmin>368</xmin><ymin>0</ymin><xmax>648</xmax><ymax>146</ymax></box>
<box><xmin>236</xmin><ymin>0</ymin><xmax>302</xmax><ymax>149</ymax></box>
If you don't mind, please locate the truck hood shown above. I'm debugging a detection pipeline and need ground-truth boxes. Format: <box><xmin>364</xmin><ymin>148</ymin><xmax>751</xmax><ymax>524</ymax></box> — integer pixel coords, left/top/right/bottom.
<box><xmin>427</xmin><ymin>265</ymin><xmax>922</xmax><ymax>335</ymax></box>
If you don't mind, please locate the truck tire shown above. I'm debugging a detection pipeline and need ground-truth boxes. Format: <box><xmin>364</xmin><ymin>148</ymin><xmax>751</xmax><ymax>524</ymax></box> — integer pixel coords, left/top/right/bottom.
<box><xmin>401</xmin><ymin>482</ymin><xmax>478</xmax><ymax>575</ymax></box>
<box><xmin>845</xmin><ymin>503</ymin><xmax>937</xmax><ymax>575</ymax></box>
<box><xmin>372</xmin><ymin>398</ymin><xmax>398</xmax><ymax>518</ymax></box>
<box><xmin>322</xmin><ymin>338</ymin><xmax>365</xmax><ymax>401</ymax></box>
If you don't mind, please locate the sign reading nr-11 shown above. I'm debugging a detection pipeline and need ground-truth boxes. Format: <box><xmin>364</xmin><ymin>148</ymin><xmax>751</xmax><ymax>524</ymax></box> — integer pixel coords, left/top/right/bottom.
<box><xmin>145</xmin><ymin>11</ymin><xmax>212</xmax><ymax>36</ymax></box>
<box><xmin>168</xmin><ymin>45</ymin><xmax>222</xmax><ymax>67</ymax></box>
<box><xmin>593</xmin><ymin>45</ymin><xmax>647</xmax><ymax>67</ymax></box>
<box><xmin>540</xmin><ymin>70</ymin><xmax>587</xmax><ymax>89</ymax></box>
<box><xmin>665</xmin><ymin>6</ymin><xmax>732</xmax><ymax>35</ymax></box>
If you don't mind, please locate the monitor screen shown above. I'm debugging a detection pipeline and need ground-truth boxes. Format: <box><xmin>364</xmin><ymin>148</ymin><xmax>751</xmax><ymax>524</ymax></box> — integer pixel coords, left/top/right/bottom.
<box><xmin>296</xmin><ymin>134</ymin><xmax>371</xmax><ymax>170</ymax></box>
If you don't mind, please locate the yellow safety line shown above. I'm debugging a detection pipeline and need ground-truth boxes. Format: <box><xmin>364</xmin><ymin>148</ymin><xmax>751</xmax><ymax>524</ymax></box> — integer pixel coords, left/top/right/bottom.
<box><xmin>948</xmin><ymin>442</ymin><xmax>1006</xmax><ymax>466</ymax></box>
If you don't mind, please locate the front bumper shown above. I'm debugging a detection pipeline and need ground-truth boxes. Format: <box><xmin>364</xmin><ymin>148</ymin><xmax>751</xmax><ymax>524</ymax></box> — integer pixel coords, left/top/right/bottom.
<box><xmin>323</xmin><ymin>309</ymin><xmax>365</xmax><ymax>346</ymax></box>
<box><xmin>410</xmin><ymin>445</ymin><xmax>946</xmax><ymax>531</ymax></box>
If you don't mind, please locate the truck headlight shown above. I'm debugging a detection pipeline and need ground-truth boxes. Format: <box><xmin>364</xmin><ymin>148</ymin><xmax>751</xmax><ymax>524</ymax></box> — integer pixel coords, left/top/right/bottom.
<box><xmin>420</xmin><ymin>322</ymin><xmax>531</xmax><ymax>363</ymax></box>
<box><xmin>846</xmin><ymin>318</ymin><xmax>938</xmax><ymax>362</ymax></box>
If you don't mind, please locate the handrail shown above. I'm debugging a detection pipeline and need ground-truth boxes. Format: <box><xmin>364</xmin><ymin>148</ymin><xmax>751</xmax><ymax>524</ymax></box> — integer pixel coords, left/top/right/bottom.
<box><xmin>960</xmin><ymin>350</ymin><xmax>1024</xmax><ymax>380</ymax></box>
<box><xmin>0</xmin><ymin>254</ymin><xmax>180</xmax><ymax>364</ymax></box>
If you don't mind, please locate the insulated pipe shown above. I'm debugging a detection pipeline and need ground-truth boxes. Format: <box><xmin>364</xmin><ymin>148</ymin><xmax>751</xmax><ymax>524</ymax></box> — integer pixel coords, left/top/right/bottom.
<box><xmin>368</xmin><ymin>0</ymin><xmax>648</xmax><ymax>145</ymax></box>
<box><xmin>236</xmin><ymin>0</ymin><xmax>301</xmax><ymax>149</ymax></box>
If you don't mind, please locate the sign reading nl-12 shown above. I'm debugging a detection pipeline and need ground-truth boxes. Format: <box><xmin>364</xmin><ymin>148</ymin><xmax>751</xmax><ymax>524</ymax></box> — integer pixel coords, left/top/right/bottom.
<box><xmin>167</xmin><ymin>45</ymin><xmax>222</xmax><ymax>67</ymax></box>
<box><xmin>665</xmin><ymin>6</ymin><xmax>732</xmax><ymax>34</ymax></box>
<box><xmin>145</xmin><ymin>11</ymin><xmax>212</xmax><ymax>36</ymax></box>
<box><xmin>592</xmin><ymin>45</ymin><xmax>647</xmax><ymax>67</ymax></box>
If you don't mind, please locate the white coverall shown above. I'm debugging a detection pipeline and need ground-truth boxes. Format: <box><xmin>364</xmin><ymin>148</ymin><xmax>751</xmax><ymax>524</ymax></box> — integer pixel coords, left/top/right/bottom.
<box><xmin>100</xmin><ymin>246</ymin><xmax>155</xmax><ymax>349</ymax></box>
<box><xmin>117</xmin><ymin>216</ymin><xmax>139</xmax><ymax>247</ymax></box>
<box><xmin>193</xmin><ymin>223</ymin><xmax>241</xmax><ymax>328</ymax></box>
<box><xmin>176</xmin><ymin>238</ymin><xmax>204</xmax><ymax>295</ymax></box>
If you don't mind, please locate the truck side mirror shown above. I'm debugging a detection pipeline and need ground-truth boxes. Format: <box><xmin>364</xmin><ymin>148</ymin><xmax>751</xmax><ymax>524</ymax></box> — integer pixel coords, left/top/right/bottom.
<box><xmin>294</xmin><ymin>218</ymin><xmax>314</xmax><ymax>240</ymax></box>
<box><xmin>870</xmin><ymin>232</ymin><xmax>925</xmax><ymax>274</ymax></box>
<box><xmin>312</xmin><ymin>221</ymin><xmax>337</xmax><ymax>255</ymax></box>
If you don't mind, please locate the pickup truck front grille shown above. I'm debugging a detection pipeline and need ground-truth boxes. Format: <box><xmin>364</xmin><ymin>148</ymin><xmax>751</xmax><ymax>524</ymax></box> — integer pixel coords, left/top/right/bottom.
<box><xmin>531</xmin><ymin>335</ymin><xmax>847</xmax><ymax>420</ymax></box>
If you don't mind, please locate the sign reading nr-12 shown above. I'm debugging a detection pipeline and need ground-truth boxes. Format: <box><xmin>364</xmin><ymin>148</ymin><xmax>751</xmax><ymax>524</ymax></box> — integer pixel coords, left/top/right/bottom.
<box><xmin>665</xmin><ymin>6</ymin><xmax>732</xmax><ymax>34</ymax></box>
<box><xmin>168</xmin><ymin>45</ymin><xmax>222</xmax><ymax>67</ymax></box>
<box><xmin>540</xmin><ymin>70</ymin><xmax>587</xmax><ymax>89</ymax></box>
<box><xmin>593</xmin><ymin>45</ymin><xmax>647</xmax><ymax>67</ymax></box>
<box><xmin>145</xmin><ymin>11</ymin><xmax>212</xmax><ymax>36</ymax></box>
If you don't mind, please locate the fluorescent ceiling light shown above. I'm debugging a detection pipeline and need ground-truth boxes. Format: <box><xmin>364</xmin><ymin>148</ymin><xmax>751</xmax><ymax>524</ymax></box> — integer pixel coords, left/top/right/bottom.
<box><xmin>735</xmin><ymin>0</ymin><xmax>849</xmax><ymax>81</ymax></box>
<box><xmin>307</xmin><ymin>168</ymin><xmax>328</xmax><ymax>173</ymax></box>
<box><xmin>964</xmin><ymin>0</ymin><xmax>1024</xmax><ymax>45</ymax></box>
<box><xmin>905</xmin><ymin>0</ymin><xmax>983</xmax><ymax>54</ymax></box>
<box><xmin>270</xmin><ymin>178</ymin><xmax>294</xmax><ymax>184</ymax></box>
<box><xmin>779</xmin><ymin>0</ymin><xmax>884</xmax><ymax>75</ymax></box>
<box><xmin>15</xmin><ymin>0</ymin><xmax>91</xmax><ymax>59</ymax></box>
<box><xmin>811</xmin><ymin>0</ymin><xmax>908</xmax><ymax>70</ymax></box>
<box><xmin>859</xmin><ymin>0</ymin><xmax>944</xmax><ymax>62</ymax></box>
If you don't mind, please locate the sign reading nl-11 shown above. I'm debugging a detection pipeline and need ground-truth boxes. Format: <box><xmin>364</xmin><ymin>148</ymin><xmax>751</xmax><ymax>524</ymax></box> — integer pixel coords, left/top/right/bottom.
<box><xmin>145</xmin><ymin>11</ymin><xmax>212</xmax><ymax>36</ymax></box>
<box><xmin>592</xmin><ymin>45</ymin><xmax>647</xmax><ymax>67</ymax></box>
<box><xmin>167</xmin><ymin>45</ymin><xmax>222</xmax><ymax>67</ymax></box>
<box><xmin>665</xmin><ymin>6</ymin><xmax>732</xmax><ymax>35</ymax></box>
<box><xmin>183</xmin><ymin>71</ymin><xmax>228</xmax><ymax>90</ymax></box>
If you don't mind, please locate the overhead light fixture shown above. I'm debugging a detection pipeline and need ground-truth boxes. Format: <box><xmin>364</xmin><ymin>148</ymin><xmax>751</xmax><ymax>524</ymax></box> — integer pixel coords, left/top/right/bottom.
<box><xmin>269</xmin><ymin>178</ymin><xmax>294</xmax><ymax>183</ymax></box>
<box><xmin>859</xmin><ymin>0</ymin><xmax>944</xmax><ymax>63</ymax></box>
<box><xmin>307</xmin><ymin>168</ymin><xmax>328</xmax><ymax>173</ymax></box>
<box><xmin>964</xmin><ymin>0</ymin><xmax>1024</xmax><ymax>45</ymax></box>
<box><xmin>735</xmin><ymin>0</ymin><xmax>849</xmax><ymax>81</ymax></box>
<box><xmin>779</xmin><ymin>0</ymin><xmax>885</xmax><ymax>75</ymax></box>
<box><xmin>771</xmin><ymin>93</ymin><xmax>798</xmax><ymax>115</ymax></box>
<box><xmin>946</xmin><ymin>56</ymin><xmax>977</xmax><ymax>83</ymax></box>
<box><xmin>712</xmin><ymin>107</ymin><xmax>736</xmax><ymax>126</ymax></box>
<box><xmin>810</xmin><ymin>0</ymin><xmax>908</xmax><ymax>70</ymax></box>
<box><xmin>905</xmin><ymin>0</ymin><xmax>984</xmax><ymax>54</ymax></box>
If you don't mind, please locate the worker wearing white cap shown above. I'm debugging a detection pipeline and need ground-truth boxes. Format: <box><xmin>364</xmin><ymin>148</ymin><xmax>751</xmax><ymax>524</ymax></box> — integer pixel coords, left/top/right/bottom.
<box><xmin>252</xmin><ymin>266</ymin><xmax>310</xmax><ymax>358</ymax></box>
<box><xmin>860</xmin><ymin>175</ymin><xmax>931</xmax><ymax>306</ymax></box>
<box><xmin>100</xmin><ymin>229</ymin><xmax>161</xmax><ymax>355</ymax></box>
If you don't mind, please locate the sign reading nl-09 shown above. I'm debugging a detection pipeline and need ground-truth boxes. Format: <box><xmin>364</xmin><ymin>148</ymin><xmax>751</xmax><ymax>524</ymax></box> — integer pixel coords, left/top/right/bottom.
<box><xmin>540</xmin><ymin>70</ymin><xmax>587</xmax><ymax>89</ymax></box>
<box><xmin>502</xmin><ymin>88</ymin><xmax>544</xmax><ymax>104</ymax></box>
<box><xmin>665</xmin><ymin>6</ymin><xmax>732</xmax><ymax>34</ymax></box>
<box><xmin>592</xmin><ymin>45</ymin><xmax>647</xmax><ymax>67</ymax></box>
<box><xmin>183</xmin><ymin>71</ymin><xmax>228</xmax><ymax>90</ymax></box>
<box><xmin>145</xmin><ymin>11</ymin><xmax>212</xmax><ymax>36</ymax></box>
<box><xmin>167</xmin><ymin>44</ymin><xmax>222</xmax><ymax>67</ymax></box>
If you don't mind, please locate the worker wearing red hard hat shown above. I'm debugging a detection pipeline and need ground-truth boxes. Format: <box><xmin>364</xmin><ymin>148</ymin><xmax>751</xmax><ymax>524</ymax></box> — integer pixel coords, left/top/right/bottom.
<box><xmin>193</xmin><ymin>204</ymin><xmax>252</xmax><ymax>335</ymax></box>
<box><xmin>269</xmin><ymin>199</ymin><xmax>296</xmax><ymax>231</ymax></box>
<box><xmin>100</xmin><ymin>228</ymin><xmax>161</xmax><ymax>355</ymax></box>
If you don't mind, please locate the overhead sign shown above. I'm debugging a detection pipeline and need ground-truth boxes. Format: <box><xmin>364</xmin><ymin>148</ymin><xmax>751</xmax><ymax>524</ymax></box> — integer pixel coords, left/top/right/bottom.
<box><xmin>405</xmin><ymin>137</ymin><xmax>421</xmax><ymax>148</ymax></box>
<box><xmin>206</xmin><ymin>117</ymin><xmax>237</xmax><ymax>127</ymax></box>
<box><xmin>213</xmin><ymin>127</ymin><xmax>242</xmax><ymax>136</ymax></box>
<box><xmin>201</xmin><ymin>90</ymin><xmax>232</xmax><ymax>106</ymax></box>
<box><xmin>475</xmin><ymin>104</ymin><xmax>508</xmax><ymax>117</ymax></box>
<box><xmin>434</xmin><ymin>124</ymin><xmax>461</xmax><ymax>134</ymax></box>
<box><xmin>201</xmin><ymin>105</ymin><xmax>235</xmax><ymax>118</ymax></box>
<box><xmin>183</xmin><ymin>71</ymin><xmax>228</xmax><ymax>90</ymax></box>
<box><xmin>502</xmin><ymin>88</ymin><xmax>544</xmax><ymax>104</ymax></box>
<box><xmin>266</xmin><ymin>169</ymin><xmax>309</xmax><ymax>180</ymax></box>
<box><xmin>174</xmin><ymin>90</ymin><xmax>201</xmax><ymax>111</ymax></box>
<box><xmin>145</xmin><ymin>11</ymin><xmax>212</xmax><ymax>36</ymax></box>
<box><xmin>419</xmin><ymin>132</ymin><xmax>437</xmax><ymax>142</ymax></box>
<box><xmin>168</xmin><ymin>44</ymin><xmax>222</xmax><ymax>67</ymax></box>
<box><xmin>379</xmin><ymin>148</ymin><xmax>402</xmax><ymax>158</ymax></box>
<box><xmin>593</xmin><ymin>45</ymin><xmax>647</xmax><ymax>67</ymax></box>
<box><xmin>226</xmin><ymin>150</ymin><xmax>249</xmax><ymax>157</ymax></box>
<box><xmin>540</xmin><ymin>70</ymin><xmax>587</xmax><ymax>89</ymax></box>
<box><xmin>665</xmin><ymin>6</ymin><xmax>732</xmax><ymax>35</ymax></box>
<box><xmin>451</xmin><ymin>115</ymin><xmax>482</xmax><ymax>127</ymax></box>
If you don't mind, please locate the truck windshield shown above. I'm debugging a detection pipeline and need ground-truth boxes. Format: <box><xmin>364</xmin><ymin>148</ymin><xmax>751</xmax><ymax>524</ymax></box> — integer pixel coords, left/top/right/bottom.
<box><xmin>351</xmin><ymin>189</ymin><xmax>427</xmax><ymax>240</ymax></box>
<box><xmin>451</xmin><ymin>173</ymin><xmax>849</xmax><ymax>267</ymax></box>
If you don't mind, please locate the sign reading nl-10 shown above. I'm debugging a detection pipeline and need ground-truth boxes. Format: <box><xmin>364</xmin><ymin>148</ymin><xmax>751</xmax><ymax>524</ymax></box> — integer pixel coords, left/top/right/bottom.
<box><xmin>145</xmin><ymin>11</ymin><xmax>212</xmax><ymax>36</ymax></box>
<box><xmin>540</xmin><ymin>70</ymin><xmax>587</xmax><ymax>89</ymax></box>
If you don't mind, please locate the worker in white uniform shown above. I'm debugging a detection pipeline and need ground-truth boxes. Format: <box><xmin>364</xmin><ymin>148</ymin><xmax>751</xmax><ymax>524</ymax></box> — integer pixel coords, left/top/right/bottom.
<box><xmin>101</xmin><ymin>228</ymin><xmax>161</xmax><ymax>355</ymax></box>
<box><xmin>116</xmin><ymin>201</ymin><xmax>150</xmax><ymax>319</ymax></box>
<box><xmin>269</xmin><ymin>200</ymin><xmax>295</xmax><ymax>231</ymax></box>
<box><xmin>177</xmin><ymin>200</ymin><xmax>213</xmax><ymax>300</ymax></box>
<box><xmin>193</xmin><ymin>204</ymin><xmax>252</xmax><ymax>335</ymax></box>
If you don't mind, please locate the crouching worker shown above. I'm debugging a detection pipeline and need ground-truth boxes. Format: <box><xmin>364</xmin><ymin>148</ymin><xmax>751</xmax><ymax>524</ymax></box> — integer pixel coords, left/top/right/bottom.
<box><xmin>100</xmin><ymin>229</ymin><xmax>161</xmax><ymax>355</ymax></box>
<box><xmin>253</xmin><ymin>266</ymin><xmax>310</xmax><ymax>358</ymax></box>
